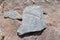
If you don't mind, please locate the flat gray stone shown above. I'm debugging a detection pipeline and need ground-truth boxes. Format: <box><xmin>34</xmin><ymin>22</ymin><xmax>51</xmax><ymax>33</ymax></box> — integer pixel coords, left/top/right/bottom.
<box><xmin>17</xmin><ymin>5</ymin><xmax>47</xmax><ymax>35</ymax></box>
<box><xmin>4</xmin><ymin>10</ymin><xmax>22</xmax><ymax>20</ymax></box>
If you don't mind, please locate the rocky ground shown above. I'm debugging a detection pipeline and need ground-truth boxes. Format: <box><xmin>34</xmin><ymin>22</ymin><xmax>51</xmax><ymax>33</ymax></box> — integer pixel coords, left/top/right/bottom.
<box><xmin>0</xmin><ymin>0</ymin><xmax>60</xmax><ymax>40</ymax></box>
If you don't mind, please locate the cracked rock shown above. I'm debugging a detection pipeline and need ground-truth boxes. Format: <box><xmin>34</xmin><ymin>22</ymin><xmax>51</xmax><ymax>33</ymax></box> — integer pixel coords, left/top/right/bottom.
<box><xmin>17</xmin><ymin>5</ymin><xmax>47</xmax><ymax>35</ymax></box>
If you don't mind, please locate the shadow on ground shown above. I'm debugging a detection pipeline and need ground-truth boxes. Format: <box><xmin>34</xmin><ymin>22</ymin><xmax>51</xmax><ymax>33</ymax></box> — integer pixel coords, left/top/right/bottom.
<box><xmin>17</xmin><ymin>28</ymin><xmax>46</xmax><ymax>38</ymax></box>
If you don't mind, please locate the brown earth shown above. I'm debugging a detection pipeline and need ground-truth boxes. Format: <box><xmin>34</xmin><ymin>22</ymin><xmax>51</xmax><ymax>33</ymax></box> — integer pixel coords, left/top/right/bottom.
<box><xmin>0</xmin><ymin>0</ymin><xmax>60</xmax><ymax>40</ymax></box>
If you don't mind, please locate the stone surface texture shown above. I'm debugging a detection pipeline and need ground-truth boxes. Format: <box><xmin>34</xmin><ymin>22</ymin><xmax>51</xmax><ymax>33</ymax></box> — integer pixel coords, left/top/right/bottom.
<box><xmin>4</xmin><ymin>10</ymin><xmax>22</xmax><ymax>20</ymax></box>
<box><xmin>17</xmin><ymin>5</ymin><xmax>46</xmax><ymax>35</ymax></box>
<box><xmin>0</xmin><ymin>0</ymin><xmax>60</xmax><ymax>40</ymax></box>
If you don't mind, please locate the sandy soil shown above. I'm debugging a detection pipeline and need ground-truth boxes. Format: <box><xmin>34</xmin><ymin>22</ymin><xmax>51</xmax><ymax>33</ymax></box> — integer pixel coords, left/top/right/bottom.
<box><xmin>0</xmin><ymin>0</ymin><xmax>60</xmax><ymax>40</ymax></box>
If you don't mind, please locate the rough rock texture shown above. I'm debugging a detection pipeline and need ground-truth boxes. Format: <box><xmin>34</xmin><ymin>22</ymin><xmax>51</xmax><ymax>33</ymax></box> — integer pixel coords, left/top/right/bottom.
<box><xmin>4</xmin><ymin>10</ymin><xmax>22</xmax><ymax>20</ymax></box>
<box><xmin>17</xmin><ymin>5</ymin><xmax>46</xmax><ymax>35</ymax></box>
<box><xmin>0</xmin><ymin>0</ymin><xmax>60</xmax><ymax>40</ymax></box>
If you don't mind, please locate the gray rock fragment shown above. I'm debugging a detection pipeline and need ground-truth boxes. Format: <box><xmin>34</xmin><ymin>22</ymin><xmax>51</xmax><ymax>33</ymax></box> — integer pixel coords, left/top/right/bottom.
<box><xmin>17</xmin><ymin>5</ymin><xmax>47</xmax><ymax>35</ymax></box>
<box><xmin>4</xmin><ymin>10</ymin><xmax>22</xmax><ymax>20</ymax></box>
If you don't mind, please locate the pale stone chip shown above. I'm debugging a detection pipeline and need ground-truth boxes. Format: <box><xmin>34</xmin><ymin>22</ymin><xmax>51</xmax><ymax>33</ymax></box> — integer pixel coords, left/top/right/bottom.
<box><xmin>17</xmin><ymin>5</ymin><xmax>47</xmax><ymax>35</ymax></box>
<box><xmin>4</xmin><ymin>10</ymin><xmax>22</xmax><ymax>20</ymax></box>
